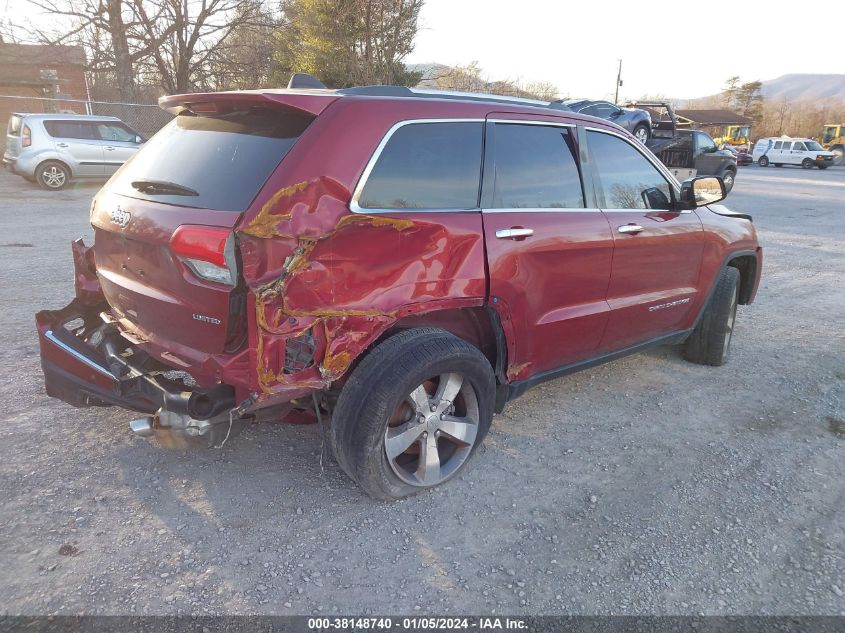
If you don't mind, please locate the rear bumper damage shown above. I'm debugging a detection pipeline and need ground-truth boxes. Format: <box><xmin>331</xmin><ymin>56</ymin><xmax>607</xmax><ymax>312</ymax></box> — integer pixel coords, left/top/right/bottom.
<box><xmin>36</xmin><ymin>299</ymin><xmax>238</xmax><ymax>444</ymax></box>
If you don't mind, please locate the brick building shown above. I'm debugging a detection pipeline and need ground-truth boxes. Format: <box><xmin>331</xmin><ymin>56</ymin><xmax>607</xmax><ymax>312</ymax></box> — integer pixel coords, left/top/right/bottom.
<box><xmin>0</xmin><ymin>42</ymin><xmax>87</xmax><ymax>101</ymax></box>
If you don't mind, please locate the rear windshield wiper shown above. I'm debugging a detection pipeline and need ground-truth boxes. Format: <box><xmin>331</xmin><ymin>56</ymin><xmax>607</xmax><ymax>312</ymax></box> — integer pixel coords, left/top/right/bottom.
<box><xmin>131</xmin><ymin>179</ymin><xmax>199</xmax><ymax>196</ymax></box>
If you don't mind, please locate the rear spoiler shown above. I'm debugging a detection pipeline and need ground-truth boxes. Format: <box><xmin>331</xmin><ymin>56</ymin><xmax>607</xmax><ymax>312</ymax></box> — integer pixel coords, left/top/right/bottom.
<box><xmin>158</xmin><ymin>90</ymin><xmax>340</xmax><ymax>117</ymax></box>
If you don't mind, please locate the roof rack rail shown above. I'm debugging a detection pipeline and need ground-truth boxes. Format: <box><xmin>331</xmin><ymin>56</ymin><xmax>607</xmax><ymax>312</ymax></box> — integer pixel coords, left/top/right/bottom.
<box><xmin>336</xmin><ymin>85</ymin><xmax>571</xmax><ymax>112</ymax></box>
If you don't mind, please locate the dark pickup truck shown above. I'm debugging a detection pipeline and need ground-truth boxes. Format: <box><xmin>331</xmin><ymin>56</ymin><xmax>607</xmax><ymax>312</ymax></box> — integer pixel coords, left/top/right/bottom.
<box><xmin>631</xmin><ymin>101</ymin><xmax>739</xmax><ymax>192</ymax></box>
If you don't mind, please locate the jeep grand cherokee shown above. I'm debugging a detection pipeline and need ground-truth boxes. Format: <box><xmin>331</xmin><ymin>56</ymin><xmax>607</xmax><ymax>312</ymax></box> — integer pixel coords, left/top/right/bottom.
<box><xmin>36</xmin><ymin>79</ymin><xmax>762</xmax><ymax>499</ymax></box>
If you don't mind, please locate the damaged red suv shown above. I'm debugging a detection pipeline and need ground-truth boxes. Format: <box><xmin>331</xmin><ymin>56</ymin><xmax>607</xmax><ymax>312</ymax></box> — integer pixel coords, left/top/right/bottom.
<box><xmin>37</xmin><ymin>78</ymin><xmax>762</xmax><ymax>499</ymax></box>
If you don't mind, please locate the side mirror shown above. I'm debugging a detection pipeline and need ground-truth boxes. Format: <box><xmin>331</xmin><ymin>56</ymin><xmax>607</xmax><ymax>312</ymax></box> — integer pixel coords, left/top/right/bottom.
<box><xmin>680</xmin><ymin>176</ymin><xmax>726</xmax><ymax>208</ymax></box>
<box><xmin>135</xmin><ymin>135</ymin><xmax>144</xmax><ymax>144</ymax></box>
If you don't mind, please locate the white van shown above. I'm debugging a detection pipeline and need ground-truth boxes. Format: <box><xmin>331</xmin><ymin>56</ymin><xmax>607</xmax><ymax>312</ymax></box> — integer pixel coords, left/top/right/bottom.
<box><xmin>752</xmin><ymin>137</ymin><xmax>836</xmax><ymax>169</ymax></box>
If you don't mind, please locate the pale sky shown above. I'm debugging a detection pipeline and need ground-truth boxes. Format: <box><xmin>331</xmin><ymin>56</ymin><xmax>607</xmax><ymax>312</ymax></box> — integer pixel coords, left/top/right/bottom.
<box><xmin>5</xmin><ymin>0</ymin><xmax>843</xmax><ymax>100</ymax></box>
<box><xmin>405</xmin><ymin>0</ymin><xmax>845</xmax><ymax>100</ymax></box>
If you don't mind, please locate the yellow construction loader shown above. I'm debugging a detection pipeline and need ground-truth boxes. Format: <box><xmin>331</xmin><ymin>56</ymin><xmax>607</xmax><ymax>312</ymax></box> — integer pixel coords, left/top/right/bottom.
<box><xmin>821</xmin><ymin>124</ymin><xmax>845</xmax><ymax>166</ymax></box>
<box><xmin>713</xmin><ymin>125</ymin><xmax>751</xmax><ymax>151</ymax></box>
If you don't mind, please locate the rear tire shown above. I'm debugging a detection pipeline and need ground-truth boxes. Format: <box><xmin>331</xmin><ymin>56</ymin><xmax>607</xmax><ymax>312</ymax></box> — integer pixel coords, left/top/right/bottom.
<box><xmin>758</xmin><ymin>156</ymin><xmax>769</xmax><ymax>167</ymax></box>
<box><xmin>832</xmin><ymin>147</ymin><xmax>844</xmax><ymax>166</ymax></box>
<box><xmin>331</xmin><ymin>328</ymin><xmax>495</xmax><ymax>500</ymax></box>
<box><xmin>35</xmin><ymin>160</ymin><xmax>70</xmax><ymax>190</ymax></box>
<box><xmin>683</xmin><ymin>267</ymin><xmax>740</xmax><ymax>367</ymax></box>
<box><xmin>721</xmin><ymin>169</ymin><xmax>736</xmax><ymax>192</ymax></box>
<box><xmin>802</xmin><ymin>158</ymin><xmax>813</xmax><ymax>169</ymax></box>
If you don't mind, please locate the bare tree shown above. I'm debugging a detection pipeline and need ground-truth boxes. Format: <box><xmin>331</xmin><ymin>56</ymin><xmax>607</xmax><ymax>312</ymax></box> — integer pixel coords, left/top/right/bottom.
<box><xmin>131</xmin><ymin>0</ymin><xmax>263</xmax><ymax>93</ymax></box>
<box><xmin>23</xmin><ymin>0</ymin><xmax>154</xmax><ymax>101</ymax></box>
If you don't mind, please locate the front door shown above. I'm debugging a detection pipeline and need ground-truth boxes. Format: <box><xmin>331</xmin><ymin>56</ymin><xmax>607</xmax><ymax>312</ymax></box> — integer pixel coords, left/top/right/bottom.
<box><xmin>585</xmin><ymin>129</ymin><xmax>705</xmax><ymax>351</ymax></box>
<box><xmin>95</xmin><ymin>122</ymin><xmax>142</xmax><ymax>174</ymax></box>
<box><xmin>789</xmin><ymin>140</ymin><xmax>807</xmax><ymax>165</ymax></box>
<box><xmin>482</xmin><ymin>118</ymin><xmax>615</xmax><ymax>378</ymax></box>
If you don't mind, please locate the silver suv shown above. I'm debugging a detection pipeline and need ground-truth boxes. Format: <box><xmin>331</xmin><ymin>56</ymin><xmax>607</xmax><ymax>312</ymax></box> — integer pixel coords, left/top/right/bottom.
<box><xmin>3</xmin><ymin>113</ymin><xmax>145</xmax><ymax>190</ymax></box>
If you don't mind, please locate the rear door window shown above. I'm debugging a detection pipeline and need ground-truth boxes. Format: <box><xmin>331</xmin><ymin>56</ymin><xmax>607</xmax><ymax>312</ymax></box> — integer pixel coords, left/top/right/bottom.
<box><xmin>357</xmin><ymin>122</ymin><xmax>482</xmax><ymax>210</ymax></box>
<box><xmin>490</xmin><ymin>123</ymin><xmax>584</xmax><ymax>209</ymax></box>
<box><xmin>587</xmin><ymin>130</ymin><xmax>672</xmax><ymax>210</ymax></box>
<box><xmin>109</xmin><ymin>108</ymin><xmax>313</xmax><ymax>212</ymax></box>
<box><xmin>44</xmin><ymin>121</ymin><xmax>99</xmax><ymax>140</ymax></box>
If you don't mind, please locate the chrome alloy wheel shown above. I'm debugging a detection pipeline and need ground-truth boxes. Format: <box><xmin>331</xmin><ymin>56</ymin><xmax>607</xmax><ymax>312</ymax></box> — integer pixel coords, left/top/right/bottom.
<box><xmin>384</xmin><ymin>372</ymin><xmax>479</xmax><ymax>487</ymax></box>
<box><xmin>634</xmin><ymin>126</ymin><xmax>649</xmax><ymax>144</ymax></box>
<box><xmin>42</xmin><ymin>165</ymin><xmax>67</xmax><ymax>188</ymax></box>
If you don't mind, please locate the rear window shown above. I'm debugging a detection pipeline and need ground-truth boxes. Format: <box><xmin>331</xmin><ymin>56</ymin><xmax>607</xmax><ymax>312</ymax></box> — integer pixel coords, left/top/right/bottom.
<box><xmin>7</xmin><ymin>115</ymin><xmax>22</xmax><ymax>135</ymax></box>
<box><xmin>109</xmin><ymin>108</ymin><xmax>313</xmax><ymax>212</ymax></box>
<box><xmin>358</xmin><ymin>122</ymin><xmax>482</xmax><ymax>210</ymax></box>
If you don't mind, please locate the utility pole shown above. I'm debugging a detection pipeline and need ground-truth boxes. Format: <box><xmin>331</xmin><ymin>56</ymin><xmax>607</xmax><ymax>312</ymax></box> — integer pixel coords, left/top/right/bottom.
<box><xmin>614</xmin><ymin>59</ymin><xmax>623</xmax><ymax>104</ymax></box>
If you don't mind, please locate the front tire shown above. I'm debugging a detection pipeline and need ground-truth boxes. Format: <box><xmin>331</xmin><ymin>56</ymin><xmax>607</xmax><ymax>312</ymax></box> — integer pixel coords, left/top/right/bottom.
<box><xmin>758</xmin><ymin>156</ymin><xmax>769</xmax><ymax>167</ymax></box>
<box><xmin>36</xmin><ymin>161</ymin><xmax>70</xmax><ymax>190</ymax></box>
<box><xmin>633</xmin><ymin>124</ymin><xmax>650</xmax><ymax>144</ymax></box>
<box><xmin>683</xmin><ymin>267</ymin><xmax>740</xmax><ymax>367</ymax></box>
<box><xmin>331</xmin><ymin>328</ymin><xmax>495</xmax><ymax>500</ymax></box>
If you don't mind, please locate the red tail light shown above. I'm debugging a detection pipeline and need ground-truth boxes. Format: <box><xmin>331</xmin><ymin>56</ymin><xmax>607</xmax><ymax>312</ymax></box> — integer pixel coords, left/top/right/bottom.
<box><xmin>170</xmin><ymin>225</ymin><xmax>237</xmax><ymax>285</ymax></box>
<box><xmin>22</xmin><ymin>124</ymin><xmax>31</xmax><ymax>147</ymax></box>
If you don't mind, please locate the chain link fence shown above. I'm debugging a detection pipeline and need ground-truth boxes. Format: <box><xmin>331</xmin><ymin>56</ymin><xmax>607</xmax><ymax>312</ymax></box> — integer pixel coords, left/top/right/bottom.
<box><xmin>0</xmin><ymin>95</ymin><xmax>173</xmax><ymax>153</ymax></box>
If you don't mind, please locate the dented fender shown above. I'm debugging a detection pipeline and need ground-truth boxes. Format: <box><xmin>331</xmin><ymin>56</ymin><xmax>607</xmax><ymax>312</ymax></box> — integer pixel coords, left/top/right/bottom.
<box><xmin>235</xmin><ymin>176</ymin><xmax>487</xmax><ymax>406</ymax></box>
<box><xmin>71</xmin><ymin>238</ymin><xmax>103</xmax><ymax>304</ymax></box>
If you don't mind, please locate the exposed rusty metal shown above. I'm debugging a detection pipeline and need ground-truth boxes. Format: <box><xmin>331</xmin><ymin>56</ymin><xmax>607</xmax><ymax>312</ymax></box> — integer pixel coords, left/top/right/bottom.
<box><xmin>237</xmin><ymin>177</ymin><xmax>425</xmax><ymax>394</ymax></box>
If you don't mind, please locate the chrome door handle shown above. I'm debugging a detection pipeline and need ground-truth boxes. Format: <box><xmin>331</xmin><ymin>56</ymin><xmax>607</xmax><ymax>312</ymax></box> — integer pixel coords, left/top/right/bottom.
<box><xmin>496</xmin><ymin>228</ymin><xmax>534</xmax><ymax>239</ymax></box>
<box><xmin>56</xmin><ymin>142</ymin><xmax>68</xmax><ymax>148</ymax></box>
<box><xmin>618</xmin><ymin>224</ymin><xmax>644</xmax><ymax>234</ymax></box>
<box><xmin>105</xmin><ymin>146</ymin><xmax>115</xmax><ymax>151</ymax></box>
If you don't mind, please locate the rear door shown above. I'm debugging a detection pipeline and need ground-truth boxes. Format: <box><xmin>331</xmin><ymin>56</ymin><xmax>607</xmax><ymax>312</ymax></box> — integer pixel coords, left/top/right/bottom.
<box><xmin>586</xmin><ymin>128</ymin><xmax>704</xmax><ymax>350</ymax></box>
<box><xmin>95</xmin><ymin>121</ymin><xmax>143</xmax><ymax>174</ymax></box>
<box><xmin>482</xmin><ymin>116</ymin><xmax>615</xmax><ymax>377</ymax></box>
<box><xmin>44</xmin><ymin>120</ymin><xmax>104</xmax><ymax>176</ymax></box>
<box><xmin>92</xmin><ymin>105</ymin><xmax>314</xmax><ymax>355</ymax></box>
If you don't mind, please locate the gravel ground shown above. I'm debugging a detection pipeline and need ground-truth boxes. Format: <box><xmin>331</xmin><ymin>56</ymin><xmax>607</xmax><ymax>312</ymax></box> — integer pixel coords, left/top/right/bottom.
<box><xmin>0</xmin><ymin>165</ymin><xmax>842</xmax><ymax>616</ymax></box>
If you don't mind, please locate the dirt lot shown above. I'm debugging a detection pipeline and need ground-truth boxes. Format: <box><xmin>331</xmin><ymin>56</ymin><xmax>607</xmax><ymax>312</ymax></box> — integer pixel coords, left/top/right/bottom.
<box><xmin>0</xmin><ymin>165</ymin><xmax>842</xmax><ymax>617</ymax></box>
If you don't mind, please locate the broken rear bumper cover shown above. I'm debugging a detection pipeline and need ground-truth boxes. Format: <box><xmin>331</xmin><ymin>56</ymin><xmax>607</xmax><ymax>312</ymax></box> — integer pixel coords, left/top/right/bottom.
<box><xmin>36</xmin><ymin>299</ymin><xmax>237</xmax><ymax>438</ymax></box>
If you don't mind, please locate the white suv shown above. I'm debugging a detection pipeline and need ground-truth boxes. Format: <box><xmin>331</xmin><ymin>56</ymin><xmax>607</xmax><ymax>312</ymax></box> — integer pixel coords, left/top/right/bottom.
<box><xmin>752</xmin><ymin>136</ymin><xmax>836</xmax><ymax>169</ymax></box>
<box><xmin>3</xmin><ymin>113</ymin><xmax>145</xmax><ymax>190</ymax></box>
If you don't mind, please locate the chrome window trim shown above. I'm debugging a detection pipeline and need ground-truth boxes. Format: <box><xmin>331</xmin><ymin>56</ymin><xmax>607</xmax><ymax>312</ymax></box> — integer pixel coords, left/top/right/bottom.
<box><xmin>482</xmin><ymin>207</ymin><xmax>601</xmax><ymax>214</ymax></box>
<box><xmin>488</xmin><ymin>118</ymin><xmax>575</xmax><ymax>128</ymax></box>
<box><xmin>349</xmin><ymin>118</ymin><xmax>485</xmax><ymax>215</ymax></box>
<box><xmin>584</xmin><ymin>126</ymin><xmax>691</xmax><ymax>214</ymax></box>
